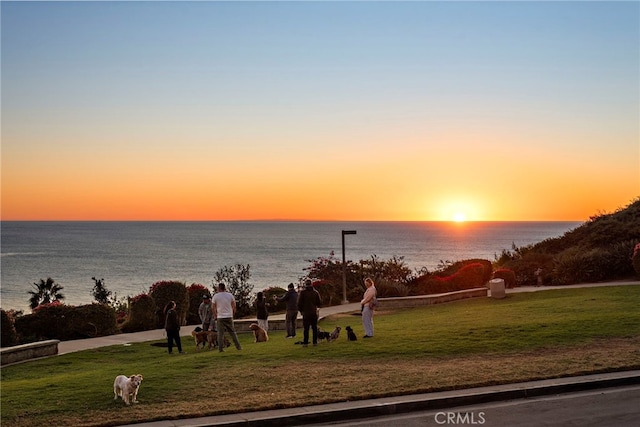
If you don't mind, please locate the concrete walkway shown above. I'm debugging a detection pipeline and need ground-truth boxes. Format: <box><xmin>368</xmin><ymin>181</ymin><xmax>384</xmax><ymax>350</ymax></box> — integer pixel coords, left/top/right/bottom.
<box><xmin>52</xmin><ymin>281</ymin><xmax>640</xmax><ymax>427</ymax></box>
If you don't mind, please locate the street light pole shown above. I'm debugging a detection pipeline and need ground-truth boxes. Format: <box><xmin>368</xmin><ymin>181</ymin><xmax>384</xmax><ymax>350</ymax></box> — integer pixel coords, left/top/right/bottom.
<box><xmin>341</xmin><ymin>230</ymin><xmax>357</xmax><ymax>304</ymax></box>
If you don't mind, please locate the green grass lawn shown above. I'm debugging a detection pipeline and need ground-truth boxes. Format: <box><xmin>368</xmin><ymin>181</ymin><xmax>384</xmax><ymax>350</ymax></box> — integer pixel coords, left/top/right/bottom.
<box><xmin>2</xmin><ymin>286</ymin><xmax>640</xmax><ymax>427</ymax></box>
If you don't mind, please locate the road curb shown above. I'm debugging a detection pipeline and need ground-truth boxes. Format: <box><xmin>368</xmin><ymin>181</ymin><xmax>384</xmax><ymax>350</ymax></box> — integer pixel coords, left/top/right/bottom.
<box><xmin>122</xmin><ymin>370</ymin><xmax>640</xmax><ymax>427</ymax></box>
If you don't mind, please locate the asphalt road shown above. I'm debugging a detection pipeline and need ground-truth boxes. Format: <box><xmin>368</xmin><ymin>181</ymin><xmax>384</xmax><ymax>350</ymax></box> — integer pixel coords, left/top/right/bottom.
<box><xmin>306</xmin><ymin>385</ymin><xmax>640</xmax><ymax>427</ymax></box>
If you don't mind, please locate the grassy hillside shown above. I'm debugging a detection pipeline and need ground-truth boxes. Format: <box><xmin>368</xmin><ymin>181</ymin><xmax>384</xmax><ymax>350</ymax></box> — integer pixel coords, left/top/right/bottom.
<box><xmin>2</xmin><ymin>286</ymin><xmax>639</xmax><ymax>427</ymax></box>
<box><xmin>496</xmin><ymin>198</ymin><xmax>640</xmax><ymax>286</ymax></box>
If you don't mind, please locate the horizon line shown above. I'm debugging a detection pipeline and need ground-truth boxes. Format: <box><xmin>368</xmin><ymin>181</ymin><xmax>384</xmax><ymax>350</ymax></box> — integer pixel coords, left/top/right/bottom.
<box><xmin>0</xmin><ymin>218</ymin><xmax>586</xmax><ymax>223</ymax></box>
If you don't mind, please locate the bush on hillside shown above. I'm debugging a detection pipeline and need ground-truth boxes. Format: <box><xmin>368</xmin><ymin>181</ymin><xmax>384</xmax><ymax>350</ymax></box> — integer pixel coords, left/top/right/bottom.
<box><xmin>499</xmin><ymin>251</ymin><xmax>554</xmax><ymax>286</ymax></box>
<box><xmin>435</xmin><ymin>259</ymin><xmax>493</xmax><ymax>284</ymax></box>
<box><xmin>262</xmin><ymin>286</ymin><xmax>287</xmax><ymax>313</ymax></box>
<box><xmin>149</xmin><ymin>281</ymin><xmax>189</xmax><ymax>328</ymax></box>
<box><xmin>495</xmin><ymin>198</ymin><xmax>640</xmax><ymax>285</ymax></box>
<box><xmin>492</xmin><ymin>268</ymin><xmax>516</xmax><ymax>289</ymax></box>
<box><xmin>1</xmin><ymin>309</ymin><xmax>19</xmax><ymax>347</ymax></box>
<box><xmin>214</xmin><ymin>264</ymin><xmax>254</xmax><ymax>318</ymax></box>
<box><xmin>552</xmin><ymin>241</ymin><xmax>636</xmax><ymax>285</ymax></box>
<box><xmin>120</xmin><ymin>294</ymin><xmax>156</xmax><ymax>333</ymax></box>
<box><xmin>186</xmin><ymin>283</ymin><xmax>210</xmax><ymax>325</ymax></box>
<box><xmin>304</xmin><ymin>253</ymin><xmax>419</xmax><ymax>304</ymax></box>
<box><xmin>309</xmin><ymin>280</ymin><xmax>340</xmax><ymax>307</ymax></box>
<box><xmin>374</xmin><ymin>278</ymin><xmax>411</xmax><ymax>297</ymax></box>
<box><xmin>14</xmin><ymin>303</ymin><xmax>118</xmax><ymax>342</ymax></box>
<box><xmin>409</xmin><ymin>262</ymin><xmax>487</xmax><ymax>295</ymax></box>
<box><xmin>633</xmin><ymin>243</ymin><xmax>640</xmax><ymax>277</ymax></box>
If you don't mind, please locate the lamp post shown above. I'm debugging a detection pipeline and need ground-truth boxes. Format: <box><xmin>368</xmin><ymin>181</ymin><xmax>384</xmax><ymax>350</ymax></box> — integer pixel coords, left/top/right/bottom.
<box><xmin>341</xmin><ymin>230</ymin><xmax>357</xmax><ymax>304</ymax></box>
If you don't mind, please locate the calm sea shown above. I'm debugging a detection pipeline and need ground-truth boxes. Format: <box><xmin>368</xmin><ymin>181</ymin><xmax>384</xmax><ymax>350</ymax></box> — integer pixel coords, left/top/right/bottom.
<box><xmin>0</xmin><ymin>221</ymin><xmax>580</xmax><ymax>312</ymax></box>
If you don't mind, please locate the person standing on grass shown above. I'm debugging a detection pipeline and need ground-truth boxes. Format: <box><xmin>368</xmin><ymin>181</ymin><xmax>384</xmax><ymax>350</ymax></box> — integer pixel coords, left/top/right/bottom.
<box><xmin>164</xmin><ymin>301</ymin><xmax>185</xmax><ymax>354</ymax></box>
<box><xmin>277</xmin><ymin>283</ymin><xmax>299</xmax><ymax>338</ymax></box>
<box><xmin>297</xmin><ymin>279</ymin><xmax>321</xmax><ymax>347</ymax></box>
<box><xmin>360</xmin><ymin>277</ymin><xmax>377</xmax><ymax>338</ymax></box>
<box><xmin>256</xmin><ymin>291</ymin><xmax>269</xmax><ymax>331</ymax></box>
<box><xmin>212</xmin><ymin>282</ymin><xmax>242</xmax><ymax>352</ymax></box>
<box><xmin>199</xmin><ymin>294</ymin><xmax>215</xmax><ymax>332</ymax></box>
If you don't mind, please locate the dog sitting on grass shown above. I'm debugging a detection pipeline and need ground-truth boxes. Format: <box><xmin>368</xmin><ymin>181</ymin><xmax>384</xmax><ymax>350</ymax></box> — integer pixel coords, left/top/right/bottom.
<box><xmin>328</xmin><ymin>326</ymin><xmax>341</xmax><ymax>341</ymax></box>
<box><xmin>249</xmin><ymin>323</ymin><xmax>269</xmax><ymax>342</ymax></box>
<box><xmin>346</xmin><ymin>326</ymin><xmax>357</xmax><ymax>341</ymax></box>
<box><xmin>113</xmin><ymin>374</ymin><xmax>143</xmax><ymax>405</ymax></box>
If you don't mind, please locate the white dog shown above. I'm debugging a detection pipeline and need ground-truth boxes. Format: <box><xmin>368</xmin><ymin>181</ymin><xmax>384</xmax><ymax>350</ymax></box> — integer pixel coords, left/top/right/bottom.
<box><xmin>113</xmin><ymin>374</ymin><xmax>143</xmax><ymax>405</ymax></box>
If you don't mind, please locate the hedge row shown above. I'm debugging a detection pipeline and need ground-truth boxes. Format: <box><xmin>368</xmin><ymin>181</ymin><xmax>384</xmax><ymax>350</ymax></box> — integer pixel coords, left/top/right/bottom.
<box><xmin>12</xmin><ymin>303</ymin><xmax>119</xmax><ymax>344</ymax></box>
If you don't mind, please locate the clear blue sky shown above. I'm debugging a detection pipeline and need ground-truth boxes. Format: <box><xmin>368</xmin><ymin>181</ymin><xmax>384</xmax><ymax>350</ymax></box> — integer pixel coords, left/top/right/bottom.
<box><xmin>2</xmin><ymin>1</ymin><xmax>638</xmax><ymax>221</ymax></box>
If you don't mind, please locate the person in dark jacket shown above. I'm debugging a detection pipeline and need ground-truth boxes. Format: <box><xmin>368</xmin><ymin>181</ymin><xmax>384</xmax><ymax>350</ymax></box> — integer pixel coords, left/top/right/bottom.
<box><xmin>277</xmin><ymin>283</ymin><xmax>299</xmax><ymax>338</ymax></box>
<box><xmin>297</xmin><ymin>279</ymin><xmax>322</xmax><ymax>347</ymax></box>
<box><xmin>256</xmin><ymin>291</ymin><xmax>269</xmax><ymax>331</ymax></box>
<box><xmin>164</xmin><ymin>300</ymin><xmax>184</xmax><ymax>354</ymax></box>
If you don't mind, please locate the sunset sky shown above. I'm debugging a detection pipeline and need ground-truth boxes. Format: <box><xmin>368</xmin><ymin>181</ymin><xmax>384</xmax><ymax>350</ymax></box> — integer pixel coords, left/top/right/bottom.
<box><xmin>2</xmin><ymin>1</ymin><xmax>638</xmax><ymax>222</ymax></box>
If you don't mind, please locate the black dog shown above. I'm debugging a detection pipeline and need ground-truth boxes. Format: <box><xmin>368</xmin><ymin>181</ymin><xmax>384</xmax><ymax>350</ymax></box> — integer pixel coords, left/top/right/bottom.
<box><xmin>317</xmin><ymin>330</ymin><xmax>331</xmax><ymax>342</ymax></box>
<box><xmin>346</xmin><ymin>326</ymin><xmax>357</xmax><ymax>341</ymax></box>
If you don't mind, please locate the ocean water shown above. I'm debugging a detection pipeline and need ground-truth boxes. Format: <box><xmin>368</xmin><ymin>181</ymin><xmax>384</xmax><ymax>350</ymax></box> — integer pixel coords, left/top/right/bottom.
<box><xmin>0</xmin><ymin>221</ymin><xmax>580</xmax><ymax>312</ymax></box>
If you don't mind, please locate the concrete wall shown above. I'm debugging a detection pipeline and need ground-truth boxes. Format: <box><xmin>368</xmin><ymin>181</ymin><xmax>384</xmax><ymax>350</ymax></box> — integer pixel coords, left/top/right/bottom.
<box><xmin>1</xmin><ymin>340</ymin><xmax>60</xmax><ymax>366</ymax></box>
<box><xmin>377</xmin><ymin>288</ymin><xmax>488</xmax><ymax>310</ymax></box>
<box><xmin>234</xmin><ymin>318</ymin><xmax>304</xmax><ymax>333</ymax></box>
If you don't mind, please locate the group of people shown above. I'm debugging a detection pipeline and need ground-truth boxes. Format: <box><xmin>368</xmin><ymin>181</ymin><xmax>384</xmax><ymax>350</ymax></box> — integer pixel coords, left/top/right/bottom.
<box><xmin>163</xmin><ymin>282</ymin><xmax>242</xmax><ymax>354</ymax></box>
<box><xmin>163</xmin><ymin>278</ymin><xmax>378</xmax><ymax>353</ymax></box>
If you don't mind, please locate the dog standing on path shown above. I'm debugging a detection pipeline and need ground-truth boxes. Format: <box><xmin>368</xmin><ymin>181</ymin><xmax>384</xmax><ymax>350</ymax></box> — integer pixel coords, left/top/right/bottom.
<box><xmin>113</xmin><ymin>374</ymin><xmax>143</xmax><ymax>405</ymax></box>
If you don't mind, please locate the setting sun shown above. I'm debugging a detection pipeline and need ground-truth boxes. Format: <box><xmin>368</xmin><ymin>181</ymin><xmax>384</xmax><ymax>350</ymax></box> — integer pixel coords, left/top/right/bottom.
<box><xmin>452</xmin><ymin>212</ymin><xmax>467</xmax><ymax>222</ymax></box>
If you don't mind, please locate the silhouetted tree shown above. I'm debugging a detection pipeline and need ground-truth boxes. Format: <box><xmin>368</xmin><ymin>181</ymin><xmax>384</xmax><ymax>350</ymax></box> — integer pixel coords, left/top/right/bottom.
<box><xmin>91</xmin><ymin>277</ymin><xmax>112</xmax><ymax>305</ymax></box>
<box><xmin>28</xmin><ymin>277</ymin><xmax>65</xmax><ymax>310</ymax></box>
<box><xmin>214</xmin><ymin>264</ymin><xmax>253</xmax><ymax>318</ymax></box>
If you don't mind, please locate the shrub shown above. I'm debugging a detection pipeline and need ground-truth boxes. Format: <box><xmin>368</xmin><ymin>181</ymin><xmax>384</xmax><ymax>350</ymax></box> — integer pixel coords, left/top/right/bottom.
<box><xmin>375</xmin><ymin>278</ymin><xmax>410</xmax><ymax>297</ymax></box>
<box><xmin>90</xmin><ymin>277</ymin><xmax>111</xmax><ymax>305</ymax></box>
<box><xmin>149</xmin><ymin>281</ymin><xmax>189</xmax><ymax>328</ymax></box>
<box><xmin>452</xmin><ymin>263</ymin><xmax>487</xmax><ymax>289</ymax></box>
<box><xmin>494</xmin><ymin>198</ymin><xmax>640</xmax><ymax>285</ymax></box>
<box><xmin>187</xmin><ymin>283</ymin><xmax>210</xmax><ymax>325</ymax></box>
<box><xmin>14</xmin><ymin>303</ymin><xmax>118</xmax><ymax>342</ymax></box>
<box><xmin>262</xmin><ymin>286</ymin><xmax>287</xmax><ymax>313</ymax></box>
<box><xmin>633</xmin><ymin>243</ymin><xmax>640</xmax><ymax>277</ymax></box>
<box><xmin>69</xmin><ymin>304</ymin><xmax>119</xmax><ymax>338</ymax></box>
<box><xmin>310</xmin><ymin>280</ymin><xmax>339</xmax><ymax>307</ymax></box>
<box><xmin>1</xmin><ymin>309</ymin><xmax>19</xmax><ymax>347</ymax></box>
<box><xmin>120</xmin><ymin>294</ymin><xmax>156</xmax><ymax>333</ymax></box>
<box><xmin>409</xmin><ymin>262</ymin><xmax>487</xmax><ymax>295</ymax></box>
<box><xmin>500</xmin><ymin>250</ymin><xmax>554</xmax><ymax>287</ymax></box>
<box><xmin>214</xmin><ymin>265</ymin><xmax>253</xmax><ymax>318</ymax></box>
<box><xmin>303</xmin><ymin>253</ymin><xmax>420</xmax><ymax>304</ymax></box>
<box><xmin>492</xmin><ymin>268</ymin><xmax>516</xmax><ymax>289</ymax></box>
<box><xmin>435</xmin><ymin>259</ymin><xmax>493</xmax><ymax>285</ymax></box>
<box><xmin>552</xmin><ymin>241</ymin><xmax>637</xmax><ymax>285</ymax></box>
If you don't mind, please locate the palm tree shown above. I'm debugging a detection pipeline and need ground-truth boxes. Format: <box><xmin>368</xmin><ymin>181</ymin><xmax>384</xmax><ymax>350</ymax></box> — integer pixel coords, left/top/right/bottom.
<box><xmin>28</xmin><ymin>277</ymin><xmax>65</xmax><ymax>310</ymax></box>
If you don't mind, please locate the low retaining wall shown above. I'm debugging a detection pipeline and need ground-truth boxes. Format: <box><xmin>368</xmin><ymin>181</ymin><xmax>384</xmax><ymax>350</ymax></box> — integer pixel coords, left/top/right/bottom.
<box><xmin>1</xmin><ymin>340</ymin><xmax>60</xmax><ymax>366</ymax></box>
<box><xmin>234</xmin><ymin>318</ymin><xmax>303</xmax><ymax>333</ymax></box>
<box><xmin>377</xmin><ymin>288</ymin><xmax>488</xmax><ymax>310</ymax></box>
